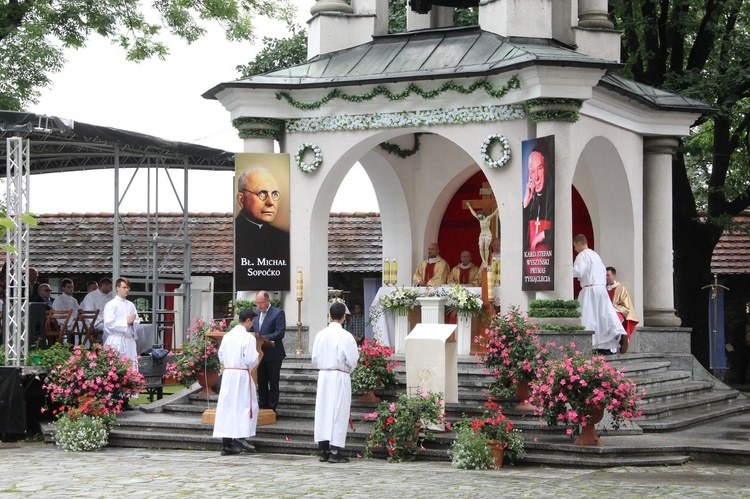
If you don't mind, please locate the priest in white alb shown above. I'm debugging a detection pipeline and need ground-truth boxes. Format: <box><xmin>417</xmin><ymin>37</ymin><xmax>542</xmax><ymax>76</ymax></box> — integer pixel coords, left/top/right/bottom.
<box><xmin>103</xmin><ymin>277</ymin><xmax>140</xmax><ymax>362</ymax></box>
<box><xmin>312</xmin><ymin>301</ymin><xmax>359</xmax><ymax>463</ymax></box>
<box><xmin>572</xmin><ymin>234</ymin><xmax>627</xmax><ymax>354</ymax></box>
<box><xmin>213</xmin><ymin>308</ymin><xmax>260</xmax><ymax>455</ymax></box>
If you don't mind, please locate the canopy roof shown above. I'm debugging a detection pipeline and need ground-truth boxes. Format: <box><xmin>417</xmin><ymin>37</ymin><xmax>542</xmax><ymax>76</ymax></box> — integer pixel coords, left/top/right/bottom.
<box><xmin>0</xmin><ymin>111</ymin><xmax>235</xmax><ymax>175</ymax></box>
<box><xmin>204</xmin><ymin>26</ymin><xmax>711</xmax><ymax>115</ymax></box>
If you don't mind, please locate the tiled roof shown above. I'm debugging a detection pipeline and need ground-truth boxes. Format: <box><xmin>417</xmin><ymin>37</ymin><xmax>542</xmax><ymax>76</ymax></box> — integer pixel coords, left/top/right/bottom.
<box><xmin>327</xmin><ymin>212</ymin><xmax>383</xmax><ymax>273</ymax></box>
<box><xmin>712</xmin><ymin>212</ymin><xmax>750</xmax><ymax>275</ymax></box>
<box><xmin>9</xmin><ymin>212</ymin><xmax>382</xmax><ymax>275</ymax></box>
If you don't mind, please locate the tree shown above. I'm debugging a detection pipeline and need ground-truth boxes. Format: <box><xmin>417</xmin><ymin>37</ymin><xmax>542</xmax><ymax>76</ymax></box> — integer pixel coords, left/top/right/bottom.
<box><xmin>0</xmin><ymin>0</ymin><xmax>295</xmax><ymax>110</ymax></box>
<box><xmin>611</xmin><ymin>0</ymin><xmax>750</xmax><ymax>367</ymax></box>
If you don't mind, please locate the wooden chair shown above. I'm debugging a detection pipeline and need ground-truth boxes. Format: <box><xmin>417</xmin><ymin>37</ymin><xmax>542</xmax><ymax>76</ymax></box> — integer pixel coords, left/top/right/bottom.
<box><xmin>45</xmin><ymin>309</ymin><xmax>73</xmax><ymax>344</ymax></box>
<box><xmin>70</xmin><ymin>309</ymin><xmax>100</xmax><ymax>346</ymax></box>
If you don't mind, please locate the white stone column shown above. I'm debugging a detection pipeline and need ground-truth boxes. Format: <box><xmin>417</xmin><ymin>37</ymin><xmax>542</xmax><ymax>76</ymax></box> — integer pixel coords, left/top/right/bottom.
<box><xmin>417</xmin><ymin>296</ymin><xmax>446</xmax><ymax>324</ymax></box>
<box><xmin>642</xmin><ymin>137</ymin><xmax>681</xmax><ymax>326</ymax></box>
<box><xmin>311</xmin><ymin>0</ymin><xmax>353</xmax><ymax>14</ymax></box>
<box><xmin>578</xmin><ymin>0</ymin><xmax>614</xmax><ymax>28</ymax></box>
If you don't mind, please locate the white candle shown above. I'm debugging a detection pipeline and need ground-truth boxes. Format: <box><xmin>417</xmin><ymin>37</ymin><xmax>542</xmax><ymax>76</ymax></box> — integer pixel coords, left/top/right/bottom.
<box><xmin>296</xmin><ymin>268</ymin><xmax>303</xmax><ymax>300</ymax></box>
<box><xmin>391</xmin><ymin>258</ymin><xmax>398</xmax><ymax>286</ymax></box>
<box><xmin>383</xmin><ymin>258</ymin><xmax>391</xmax><ymax>286</ymax></box>
<box><xmin>487</xmin><ymin>267</ymin><xmax>494</xmax><ymax>301</ymax></box>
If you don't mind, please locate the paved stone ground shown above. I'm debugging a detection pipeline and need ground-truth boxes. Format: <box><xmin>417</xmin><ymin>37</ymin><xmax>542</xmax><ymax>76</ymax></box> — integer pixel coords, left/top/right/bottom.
<box><xmin>2</xmin><ymin>442</ymin><xmax>750</xmax><ymax>498</ymax></box>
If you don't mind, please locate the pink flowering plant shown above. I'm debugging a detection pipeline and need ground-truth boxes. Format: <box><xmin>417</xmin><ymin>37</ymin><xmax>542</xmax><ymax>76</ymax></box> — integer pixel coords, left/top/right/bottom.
<box><xmin>44</xmin><ymin>344</ymin><xmax>144</xmax><ymax>415</ymax></box>
<box><xmin>166</xmin><ymin>318</ymin><xmax>224</xmax><ymax>387</ymax></box>
<box><xmin>529</xmin><ymin>346</ymin><xmax>643</xmax><ymax>432</ymax></box>
<box><xmin>351</xmin><ymin>339</ymin><xmax>401</xmax><ymax>394</ymax></box>
<box><xmin>476</xmin><ymin>306</ymin><xmax>549</xmax><ymax>397</ymax></box>
<box><xmin>363</xmin><ymin>389</ymin><xmax>445</xmax><ymax>462</ymax></box>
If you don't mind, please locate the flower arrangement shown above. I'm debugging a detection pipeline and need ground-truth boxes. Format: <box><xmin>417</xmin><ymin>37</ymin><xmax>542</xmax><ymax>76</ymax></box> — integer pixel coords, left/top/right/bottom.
<box><xmin>54</xmin><ymin>413</ymin><xmax>111</xmax><ymax>452</ymax></box>
<box><xmin>44</xmin><ymin>344</ymin><xmax>144</xmax><ymax>415</ymax></box>
<box><xmin>363</xmin><ymin>389</ymin><xmax>445</xmax><ymax>462</ymax></box>
<box><xmin>476</xmin><ymin>306</ymin><xmax>549</xmax><ymax>397</ymax></box>
<box><xmin>166</xmin><ymin>318</ymin><xmax>222</xmax><ymax>387</ymax></box>
<box><xmin>381</xmin><ymin>286</ymin><xmax>422</xmax><ymax>316</ymax></box>
<box><xmin>350</xmin><ymin>339</ymin><xmax>401</xmax><ymax>394</ymax></box>
<box><xmin>295</xmin><ymin>142</ymin><xmax>322</xmax><ymax>173</ymax></box>
<box><xmin>458</xmin><ymin>397</ymin><xmax>524</xmax><ymax>462</ymax></box>
<box><xmin>529</xmin><ymin>347</ymin><xmax>644</xmax><ymax>432</ymax></box>
<box><xmin>480</xmin><ymin>133</ymin><xmax>511</xmax><ymax>168</ymax></box>
<box><xmin>441</xmin><ymin>284</ymin><xmax>484</xmax><ymax>317</ymax></box>
<box><xmin>450</xmin><ymin>424</ymin><xmax>494</xmax><ymax>469</ymax></box>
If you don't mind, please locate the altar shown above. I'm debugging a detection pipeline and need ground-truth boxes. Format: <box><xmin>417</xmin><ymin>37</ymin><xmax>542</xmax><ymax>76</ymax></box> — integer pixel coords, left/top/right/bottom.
<box><xmin>370</xmin><ymin>286</ymin><xmax>486</xmax><ymax>354</ymax></box>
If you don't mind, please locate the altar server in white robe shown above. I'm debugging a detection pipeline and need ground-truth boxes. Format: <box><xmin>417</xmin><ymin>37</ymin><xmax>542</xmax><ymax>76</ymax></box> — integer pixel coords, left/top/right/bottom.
<box><xmin>213</xmin><ymin>308</ymin><xmax>260</xmax><ymax>455</ymax></box>
<box><xmin>573</xmin><ymin>234</ymin><xmax>626</xmax><ymax>354</ymax></box>
<box><xmin>103</xmin><ymin>277</ymin><xmax>140</xmax><ymax>362</ymax></box>
<box><xmin>312</xmin><ymin>301</ymin><xmax>359</xmax><ymax>463</ymax></box>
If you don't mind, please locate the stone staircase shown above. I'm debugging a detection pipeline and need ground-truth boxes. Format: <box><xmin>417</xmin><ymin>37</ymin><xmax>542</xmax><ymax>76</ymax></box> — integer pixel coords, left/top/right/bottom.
<box><xmin>45</xmin><ymin>351</ymin><xmax>750</xmax><ymax>466</ymax></box>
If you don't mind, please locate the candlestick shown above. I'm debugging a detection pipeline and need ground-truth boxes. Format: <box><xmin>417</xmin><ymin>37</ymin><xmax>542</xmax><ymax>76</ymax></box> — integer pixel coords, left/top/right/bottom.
<box><xmin>296</xmin><ymin>267</ymin><xmax>303</xmax><ymax>301</ymax></box>
<box><xmin>391</xmin><ymin>258</ymin><xmax>398</xmax><ymax>286</ymax></box>
<box><xmin>383</xmin><ymin>258</ymin><xmax>391</xmax><ymax>286</ymax></box>
<box><xmin>487</xmin><ymin>267</ymin><xmax>495</xmax><ymax>301</ymax></box>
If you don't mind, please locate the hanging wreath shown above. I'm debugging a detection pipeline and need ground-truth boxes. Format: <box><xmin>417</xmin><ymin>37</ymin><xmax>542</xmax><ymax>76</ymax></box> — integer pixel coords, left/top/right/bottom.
<box><xmin>480</xmin><ymin>134</ymin><xmax>511</xmax><ymax>169</ymax></box>
<box><xmin>295</xmin><ymin>143</ymin><xmax>322</xmax><ymax>173</ymax></box>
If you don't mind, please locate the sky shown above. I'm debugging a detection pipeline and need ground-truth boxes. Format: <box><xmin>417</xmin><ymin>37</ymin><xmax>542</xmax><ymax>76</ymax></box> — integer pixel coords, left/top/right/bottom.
<box><xmin>26</xmin><ymin>0</ymin><xmax>379</xmax><ymax>215</ymax></box>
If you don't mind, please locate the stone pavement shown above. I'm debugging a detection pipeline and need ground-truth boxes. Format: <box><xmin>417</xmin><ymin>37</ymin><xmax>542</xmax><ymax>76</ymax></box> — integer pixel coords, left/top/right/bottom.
<box><xmin>2</xmin><ymin>442</ymin><xmax>750</xmax><ymax>498</ymax></box>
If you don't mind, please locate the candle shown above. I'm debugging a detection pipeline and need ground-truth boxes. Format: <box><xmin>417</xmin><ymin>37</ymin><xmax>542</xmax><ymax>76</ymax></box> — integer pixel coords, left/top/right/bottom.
<box><xmin>487</xmin><ymin>267</ymin><xmax>494</xmax><ymax>301</ymax></box>
<box><xmin>383</xmin><ymin>258</ymin><xmax>391</xmax><ymax>286</ymax></box>
<box><xmin>391</xmin><ymin>258</ymin><xmax>398</xmax><ymax>286</ymax></box>
<box><xmin>296</xmin><ymin>268</ymin><xmax>303</xmax><ymax>300</ymax></box>
<box><xmin>492</xmin><ymin>258</ymin><xmax>500</xmax><ymax>286</ymax></box>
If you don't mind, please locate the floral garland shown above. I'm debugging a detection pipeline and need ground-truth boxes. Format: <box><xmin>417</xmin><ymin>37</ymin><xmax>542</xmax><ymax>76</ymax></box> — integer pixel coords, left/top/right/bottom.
<box><xmin>379</xmin><ymin>133</ymin><xmax>423</xmax><ymax>158</ymax></box>
<box><xmin>286</xmin><ymin>105</ymin><xmax>525</xmax><ymax>134</ymax></box>
<box><xmin>276</xmin><ymin>76</ymin><xmax>521</xmax><ymax>111</ymax></box>
<box><xmin>480</xmin><ymin>134</ymin><xmax>511</xmax><ymax>169</ymax></box>
<box><xmin>523</xmin><ymin>98</ymin><xmax>583</xmax><ymax>124</ymax></box>
<box><xmin>295</xmin><ymin>142</ymin><xmax>322</xmax><ymax>173</ymax></box>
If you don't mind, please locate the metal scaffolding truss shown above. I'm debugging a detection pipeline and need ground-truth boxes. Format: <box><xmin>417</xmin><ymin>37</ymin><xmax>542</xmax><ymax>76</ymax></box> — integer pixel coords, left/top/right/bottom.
<box><xmin>0</xmin><ymin>111</ymin><xmax>235</xmax><ymax>365</ymax></box>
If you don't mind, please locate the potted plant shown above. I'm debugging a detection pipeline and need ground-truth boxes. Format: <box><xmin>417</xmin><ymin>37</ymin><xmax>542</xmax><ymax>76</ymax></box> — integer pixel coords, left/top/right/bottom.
<box><xmin>476</xmin><ymin>306</ymin><xmax>549</xmax><ymax>408</ymax></box>
<box><xmin>53</xmin><ymin>395</ymin><xmax>118</xmax><ymax>452</ymax></box>
<box><xmin>165</xmin><ymin>318</ymin><xmax>223</xmax><ymax>394</ymax></box>
<box><xmin>363</xmin><ymin>388</ymin><xmax>445</xmax><ymax>462</ymax></box>
<box><xmin>449</xmin><ymin>424</ymin><xmax>494</xmax><ymax>469</ymax></box>
<box><xmin>381</xmin><ymin>286</ymin><xmax>422</xmax><ymax>316</ymax></box>
<box><xmin>44</xmin><ymin>344</ymin><xmax>144</xmax><ymax>415</ymax></box>
<box><xmin>350</xmin><ymin>339</ymin><xmax>401</xmax><ymax>403</ymax></box>
<box><xmin>450</xmin><ymin>396</ymin><xmax>524</xmax><ymax>468</ymax></box>
<box><xmin>529</xmin><ymin>347</ymin><xmax>643</xmax><ymax>446</ymax></box>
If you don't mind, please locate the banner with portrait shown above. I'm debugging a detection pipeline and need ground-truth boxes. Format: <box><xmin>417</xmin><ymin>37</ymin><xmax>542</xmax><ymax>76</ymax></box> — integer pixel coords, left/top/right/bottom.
<box><xmin>234</xmin><ymin>153</ymin><xmax>291</xmax><ymax>291</ymax></box>
<box><xmin>521</xmin><ymin>136</ymin><xmax>555</xmax><ymax>291</ymax></box>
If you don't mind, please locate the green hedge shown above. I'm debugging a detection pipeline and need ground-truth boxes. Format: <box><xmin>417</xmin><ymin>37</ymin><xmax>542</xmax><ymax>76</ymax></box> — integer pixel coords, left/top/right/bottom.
<box><xmin>536</xmin><ymin>324</ymin><xmax>586</xmax><ymax>331</ymax></box>
<box><xmin>528</xmin><ymin>299</ymin><xmax>579</xmax><ymax>310</ymax></box>
<box><xmin>527</xmin><ymin>309</ymin><xmax>581</xmax><ymax>318</ymax></box>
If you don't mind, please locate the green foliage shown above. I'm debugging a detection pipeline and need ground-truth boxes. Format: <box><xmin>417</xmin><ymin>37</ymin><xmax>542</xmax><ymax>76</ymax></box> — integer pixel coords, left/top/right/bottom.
<box><xmin>363</xmin><ymin>389</ymin><xmax>445</xmax><ymax>462</ymax></box>
<box><xmin>350</xmin><ymin>339</ymin><xmax>400</xmax><ymax>394</ymax></box>
<box><xmin>236</xmin><ymin>299</ymin><xmax>281</xmax><ymax>311</ymax></box>
<box><xmin>0</xmin><ymin>0</ymin><xmax>295</xmax><ymax>110</ymax></box>
<box><xmin>527</xmin><ymin>309</ymin><xmax>581</xmax><ymax>318</ymax></box>
<box><xmin>237</xmin><ymin>26</ymin><xmax>307</xmax><ymax>77</ymax></box>
<box><xmin>536</xmin><ymin>324</ymin><xmax>586</xmax><ymax>332</ymax></box>
<box><xmin>528</xmin><ymin>299</ymin><xmax>579</xmax><ymax>310</ymax></box>
<box><xmin>451</xmin><ymin>397</ymin><xmax>525</xmax><ymax>463</ymax></box>
<box><xmin>450</xmin><ymin>425</ymin><xmax>493</xmax><ymax>470</ymax></box>
<box><xmin>26</xmin><ymin>342</ymin><xmax>73</xmax><ymax>370</ymax></box>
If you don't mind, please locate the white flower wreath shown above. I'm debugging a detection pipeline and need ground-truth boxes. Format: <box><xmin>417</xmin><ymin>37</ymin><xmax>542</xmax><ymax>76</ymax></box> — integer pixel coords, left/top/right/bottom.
<box><xmin>295</xmin><ymin>142</ymin><xmax>322</xmax><ymax>173</ymax></box>
<box><xmin>480</xmin><ymin>134</ymin><xmax>511</xmax><ymax>169</ymax></box>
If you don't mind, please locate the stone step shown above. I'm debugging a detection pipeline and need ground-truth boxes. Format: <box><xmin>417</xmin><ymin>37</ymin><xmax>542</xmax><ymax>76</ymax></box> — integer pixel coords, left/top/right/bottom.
<box><xmin>639</xmin><ymin>381</ymin><xmax>715</xmax><ymax>404</ymax></box>
<box><xmin>638</xmin><ymin>389</ymin><xmax>741</xmax><ymax>421</ymax></box>
<box><xmin>628</xmin><ymin>370</ymin><xmax>692</xmax><ymax>389</ymax></box>
<box><xmin>637</xmin><ymin>398</ymin><xmax>750</xmax><ymax>431</ymax></box>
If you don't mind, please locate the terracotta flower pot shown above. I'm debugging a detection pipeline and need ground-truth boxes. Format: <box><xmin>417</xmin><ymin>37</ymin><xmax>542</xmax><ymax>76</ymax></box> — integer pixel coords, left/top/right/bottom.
<box><xmin>195</xmin><ymin>370</ymin><xmax>219</xmax><ymax>396</ymax></box>
<box><xmin>356</xmin><ymin>390</ymin><xmax>381</xmax><ymax>404</ymax></box>
<box><xmin>486</xmin><ymin>440</ymin><xmax>505</xmax><ymax>468</ymax></box>
<box><xmin>574</xmin><ymin>405</ymin><xmax>605</xmax><ymax>446</ymax></box>
<box><xmin>514</xmin><ymin>378</ymin><xmax>534</xmax><ymax>410</ymax></box>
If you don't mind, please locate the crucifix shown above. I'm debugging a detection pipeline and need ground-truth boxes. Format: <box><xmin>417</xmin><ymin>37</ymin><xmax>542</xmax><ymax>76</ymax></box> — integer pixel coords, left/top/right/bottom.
<box><xmin>464</xmin><ymin>182</ymin><xmax>499</xmax><ymax>269</ymax></box>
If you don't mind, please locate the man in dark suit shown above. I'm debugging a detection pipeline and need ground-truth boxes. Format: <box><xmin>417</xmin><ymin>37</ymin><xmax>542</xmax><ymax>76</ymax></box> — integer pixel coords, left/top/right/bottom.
<box><xmin>253</xmin><ymin>290</ymin><xmax>286</xmax><ymax>412</ymax></box>
<box><xmin>31</xmin><ymin>283</ymin><xmax>54</xmax><ymax>310</ymax></box>
<box><xmin>235</xmin><ymin>166</ymin><xmax>290</xmax><ymax>291</ymax></box>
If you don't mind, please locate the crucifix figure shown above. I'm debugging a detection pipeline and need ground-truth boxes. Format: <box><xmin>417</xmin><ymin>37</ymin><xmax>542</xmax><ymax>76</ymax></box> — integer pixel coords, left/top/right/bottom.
<box><xmin>466</xmin><ymin>202</ymin><xmax>498</xmax><ymax>269</ymax></box>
